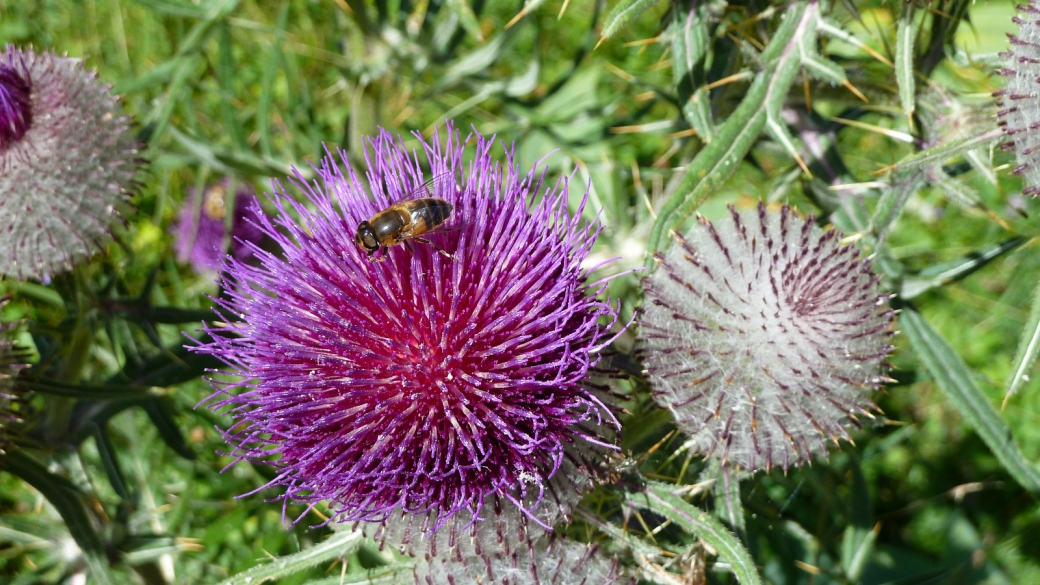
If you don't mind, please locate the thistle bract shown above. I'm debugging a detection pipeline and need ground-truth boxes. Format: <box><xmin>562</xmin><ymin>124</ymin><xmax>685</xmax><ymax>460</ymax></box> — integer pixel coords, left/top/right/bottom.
<box><xmin>998</xmin><ymin>1</ymin><xmax>1040</xmax><ymax>196</ymax></box>
<box><xmin>638</xmin><ymin>203</ymin><xmax>893</xmax><ymax>471</ymax></box>
<box><xmin>0</xmin><ymin>46</ymin><xmax>138</xmax><ymax>280</ymax></box>
<box><xmin>193</xmin><ymin>126</ymin><xmax>622</xmax><ymax>529</ymax></box>
<box><xmin>412</xmin><ymin>535</ymin><xmax>632</xmax><ymax>585</ymax></box>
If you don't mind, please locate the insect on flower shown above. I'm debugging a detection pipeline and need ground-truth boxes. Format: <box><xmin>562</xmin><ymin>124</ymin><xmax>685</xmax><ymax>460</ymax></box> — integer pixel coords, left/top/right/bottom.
<box><xmin>354</xmin><ymin>175</ymin><xmax>455</xmax><ymax>260</ymax></box>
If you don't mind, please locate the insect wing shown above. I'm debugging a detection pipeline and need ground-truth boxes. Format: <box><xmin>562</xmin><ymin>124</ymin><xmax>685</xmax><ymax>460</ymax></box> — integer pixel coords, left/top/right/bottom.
<box><xmin>391</xmin><ymin>172</ymin><xmax>457</xmax><ymax>204</ymax></box>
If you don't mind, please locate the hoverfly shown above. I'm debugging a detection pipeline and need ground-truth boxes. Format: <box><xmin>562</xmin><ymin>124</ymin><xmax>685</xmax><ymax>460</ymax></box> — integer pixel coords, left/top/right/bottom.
<box><xmin>354</xmin><ymin>174</ymin><xmax>455</xmax><ymax>261</ymax></box>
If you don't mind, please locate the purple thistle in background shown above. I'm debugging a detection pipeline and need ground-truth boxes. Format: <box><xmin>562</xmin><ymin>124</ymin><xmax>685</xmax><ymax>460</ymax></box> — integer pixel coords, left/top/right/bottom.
<box><xmin>0</xmin><ymin>46</ymin><xmax>138</xmax><ymax>280</ymax></box>
<box><xmin>638</xmin><ymin>203</ymin><xmax>893</xmax><ymax>472</ymax></box>
<box><xmin>173</xmin><ymin>181</ymin><xmax>264</xmax><ymax>274</ymax></box>
<box><xmin>998</xmin><ymin>2</ymin><xmax>1040</xmax><ymax>195</ymax></box>
<box><xmin>191</xmin><ymin>125</ymin><xmax>624</xmax><ymax>531</ymax></box>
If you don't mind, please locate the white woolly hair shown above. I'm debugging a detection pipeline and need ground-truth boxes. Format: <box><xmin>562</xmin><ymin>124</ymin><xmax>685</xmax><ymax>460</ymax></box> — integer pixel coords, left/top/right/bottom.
<box><xmin>637</xmin><ymin>203</ymin><xmax>893</xmax><ymax>471</ymax></box>
<box><xmin>0</xmin><ymin>47</ymin><xmax>138</xmax><ymax>280</ymax></box>
<box><xmin>998</xmin><ymin>2</ymin><xmax>1040</xmax><ymax>196</ymax></box>
<box><xmin>357</xmin><ymin>440</ymin><xmax>609</xmax><ymax>561</ymax></box>
<box><xmin>411</xmin><ymin>535</ymin><xmax>631</xmax><ymax>585</ymax></box>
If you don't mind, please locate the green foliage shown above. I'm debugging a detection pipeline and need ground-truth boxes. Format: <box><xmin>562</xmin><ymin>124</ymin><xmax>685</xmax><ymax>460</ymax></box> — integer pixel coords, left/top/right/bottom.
<box><xmin>1</xmin><ymin>0</ymin><xmax>1039</xmax><ymax>583</ymax></box>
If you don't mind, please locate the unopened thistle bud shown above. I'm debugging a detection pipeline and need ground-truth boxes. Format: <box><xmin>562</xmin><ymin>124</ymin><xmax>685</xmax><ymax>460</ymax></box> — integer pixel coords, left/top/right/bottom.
<box><xmin>997</xmin><ymin>2</ymin><xmax>1040</xmax><ymax>195</ymax></box>
<box><xmin>412</xmin><ymin>535</ymin><xmax>632</xmax><ymax>585</ymax></box>
<box><xmin>0</xmin><ymin>46</ymin><xmax>138</xmax><ymax>280</ymax></box>
<box><xmin>637</xmin><ymin>203</ymin><xmax>893</xmax><ymax>471</ymax></box>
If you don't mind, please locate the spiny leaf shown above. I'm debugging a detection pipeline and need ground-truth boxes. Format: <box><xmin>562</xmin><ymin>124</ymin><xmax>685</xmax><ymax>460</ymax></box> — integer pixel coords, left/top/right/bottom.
<box><xmin>215</xmin><ymin>530</ymin><xmax>366</xmax><ymax>585</ymax></box>
<box><xmin>629</xmin><ymin>481</ymin><xmax>763</xmax><ymax>585</ymax></box>
<box><xmin>895</xmin><ymin>3</ymin><xmax>918</xmax><ymax>124</ymax></box>
<box><xmin>900</xmin><ymin>307</ymin><xmax>1040</xmax><ymax>497</ymax></box>
<box><xmin>1005</xmin><ymin>275</ymin><xmax>1040</xmax><ymax>406</ymax></box>
<box><xmin>648</xmin><ymin>0</ymin><xmax>817</xmax><ymax>254</ymax></box>
<box><xmin>601</xmin><ymin>0</ymin><xmax>668</xmax><ymax>42</ymax></box>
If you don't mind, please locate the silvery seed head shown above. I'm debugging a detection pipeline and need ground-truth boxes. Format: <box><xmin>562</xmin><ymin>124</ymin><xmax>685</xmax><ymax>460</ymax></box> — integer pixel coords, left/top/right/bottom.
<box><xmin>997</xmin><ymin>1</ymin><xmax>1040</xmax><ymax>196</ymax></box>
<box><xmin>0</xmin><ymin>46</ymin><xmax>138</xmax><ymax>280</ymax></box>
<box><xmin>637</xmin><ymin>203</ymin><xmax>893</xmax><ymax>471</ymax></box>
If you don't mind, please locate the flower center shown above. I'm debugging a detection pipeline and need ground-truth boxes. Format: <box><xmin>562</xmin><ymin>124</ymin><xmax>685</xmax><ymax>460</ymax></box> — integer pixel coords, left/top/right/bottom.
<box><xmin>0</xmin><ymin>64</ymin><xmax>31</xmax><ymax>151</ymax></box>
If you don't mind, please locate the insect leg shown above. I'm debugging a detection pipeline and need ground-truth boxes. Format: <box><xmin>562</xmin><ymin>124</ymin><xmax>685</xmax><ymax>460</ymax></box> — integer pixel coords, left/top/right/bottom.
<box><xmin>414</xmin><ymin>237</ymin><xmax>454</xmax><ymax>260</ymax></box>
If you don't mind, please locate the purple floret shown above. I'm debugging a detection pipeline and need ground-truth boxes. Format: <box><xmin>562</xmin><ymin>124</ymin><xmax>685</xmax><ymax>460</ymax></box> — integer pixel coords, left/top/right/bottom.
<box><xmin>0</xmin><ymin>56</ymin><xmax>31</xmax><ymax>150</ymax></box>
<box><xmin>191</xmin><ymin>125</ymin><xmax>624</xmax><ymax>529</ymax></box>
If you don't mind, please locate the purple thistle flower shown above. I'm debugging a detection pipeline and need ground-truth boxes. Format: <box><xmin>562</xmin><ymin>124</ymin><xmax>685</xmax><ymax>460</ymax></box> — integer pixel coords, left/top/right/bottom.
<box><xmin>637</xmin><ymin>203</ymin><xmax>894</xmax><ymax>471</ymax></box>
<box><xmin>997</xmin><ymin>2</ymin><xmax>1040</xmax><ymax>196</ymax></box>
<box><xmin>0</xmin><ymin>46</ymin><xmax>138</xmax><ymax>280</ymax></box>
<box><xmin>191</xmin><ymin>125</ymin><xmax>624</xmax><ymax>531</ymax></box>
<box><xmin>173</xmin><ymin>181</ymin><xmax>264</xmax><ymax>274</ymax></box>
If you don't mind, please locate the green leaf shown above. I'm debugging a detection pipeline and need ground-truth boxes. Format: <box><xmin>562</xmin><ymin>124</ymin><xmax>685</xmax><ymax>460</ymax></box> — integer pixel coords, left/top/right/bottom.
<box><xmin>2</xmin><ymin>280</ymin><xmax>64</xmax><ymax>308</ymax></box>
<box><xmin>648</xmin><ymin>0</ymin><xmax>816</xmax><ymax>254</ymax></box>
<box><xmin>899</xmin><ymin>238</ymin><xmax>1024</xmax><ymax>300</ymax></box>
<box><xmin>214</xmin><ymin>530</ymin><xmax>366</xmax><ymax>585</ymax></box>
<box><xmin>131</xmin><ymin>0</ymin><xmax>215</xmax><ymax>17</ymax></box>
<box><xmin>871</xmin><ymin>169</ymin><xmax>926</xmax><ymax>247</ymax></box>
<box><xmin>92</xmin><ymin>425</ymin><xmax>132</xmax><ymax>501</ymax></box>
<box><xmin>439</xmin><ymin>30</ymin><xmax>512</xmax><ymax>88</ymax></box>
<box><xmin>629</xmin><ymin>481</ymin><xmax>763</xmax><ymax>585</ymax></box>
<box><xmin>0</xmin><ymin>451</ymin><xmax>115</xmax><ymax>584</ymax></box>
<box><xmin>801</xmin><ymin>52</ymin><xmax>848</xmax><ymax>86</ymax></box>
<box><xmin>900</xmin><ymin>307</ymin><xmax>1040</xmax><ymax>496</ymax></box>
<box><xmin>19</xmin><ymin>379</ymin><xmax>168</xmax><ymax>400</ymax></box>
<box><xmin>601</xmin><ymin>0</ymin><xmax>667</xmax><ymax>41</ymax></box>
<box><xmin>887</xmin><ymin>130</ymin><xmax>1004</xmax><ymax>174</ymax></box>
<box><xmin>895</xmin><ymin>3</ymin><xmax>917</xmax><ymax>123</ymax></box>
<box><xmin>841</xmin><ymin>451</ymin><xmax>876</xmax><ymax>581</ymax></box>
<box><xmin>670</xmin><ymin>3</ymin><xmax>717</xmax><ymax>140</ymax></box>
<box><xmin>1005</xmin><ymin>275</ymin><xmax>1040</xmax><ymax>405</ymax></box>
<box><xmin>445</xmin><ymin>0</ymin><xmax>484</xmax><ymax>41</ymax></box>
<box><xmin>143</xmin><ymin>398</ymin><xmax>196</xmax><ymax>460</ymax></box>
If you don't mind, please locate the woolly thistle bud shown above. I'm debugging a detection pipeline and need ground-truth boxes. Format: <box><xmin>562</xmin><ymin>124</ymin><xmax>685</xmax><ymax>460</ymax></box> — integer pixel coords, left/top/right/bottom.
<box><xmin>997</xmin><ymin>2</ymin><xmax>1040</xmax><ymax>196</ymax></box>
<box><xmin>637</xmin><ymin>203</ymin><xmax>893</xmax><ymax>471</ymax></box>
<box><xmin>0</xmin><ymin>46</ymin><xmax>138</xmax><ymax>280</ymax></box>
<box><xmin>411</xmin><ymin>535</ymin><xmax>632</xmax><ymax>585</ymax></box>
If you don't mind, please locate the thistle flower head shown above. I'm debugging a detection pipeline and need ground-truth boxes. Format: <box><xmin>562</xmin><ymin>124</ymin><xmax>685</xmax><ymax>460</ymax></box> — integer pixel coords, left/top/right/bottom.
<box><xmin>637</xmin><ymin>203</ymin><xmax>893</xmax><ymax>471</ymax></box>
<box><xmin>0</xmin><ymin>46</ymin><xmax>138</xmax><ymax>280</ymax></box>
<box><xmin>192</xmin><ymin>125</ymin><xmax>623</xmax><ymax>529</ymax></box>
<box><xmin>997</xmin><ymin>3</ymin><xmax>1040</xmax><ymax>196</ymax></box>
<box><xmin>173</xmin><ymin>181</ymin><xmax>264</xmax><ymax>273</ymax></box>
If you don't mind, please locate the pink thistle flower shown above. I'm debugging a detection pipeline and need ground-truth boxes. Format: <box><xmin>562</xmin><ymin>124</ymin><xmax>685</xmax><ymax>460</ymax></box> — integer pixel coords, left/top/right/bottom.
<box><xmin>637</xmin><ymin>203</ymin><xmax>893</xmax><ymax>471</ymax></box>
<box><xmin>173</xmin><ymin>181</ymin><xmax>264</xmax><ymax>274</ymax></box>
<box><xmin>0</xmin><ymin>46</ymin><xmax>138</xmax><ymax>280</ymax></box>
<box><xmin>191</xmin><ymin>125</ymin><xmax>624</xmax><ymax>532</ymax></box>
